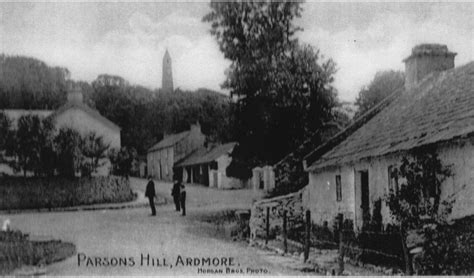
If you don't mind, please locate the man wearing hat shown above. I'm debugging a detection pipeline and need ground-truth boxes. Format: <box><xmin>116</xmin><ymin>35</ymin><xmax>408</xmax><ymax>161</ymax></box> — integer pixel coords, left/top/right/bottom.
<box><xmin>145</xmin><ymin>176</ymin><xmax>156</xmax><ymax>216</ymax></box>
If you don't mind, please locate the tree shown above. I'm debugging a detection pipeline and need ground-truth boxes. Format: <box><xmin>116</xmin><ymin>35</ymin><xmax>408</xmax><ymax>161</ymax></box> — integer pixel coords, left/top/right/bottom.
<box><xmin>204</xmin><ymin>1</ymin><xmax>337</xmax><ymax>173</ymax></box>
<box><xmin>13</xmin><ymin>115</ymin><xmax>56</xmax><ymax>176</ymax></box>
<box><xmin>55</xmin><ymin>128</ymin><xmax>83</xmax><ymax>178</ymax></box>
<box><xmin>1</xmin><ymin>54</ymin><xmax>235</xmax><ymax>157</ymax></box>
<box><xmin>0</xmin><ymin>112</ymin><xmax>14</xmax><ymax>162</ymax></box>
<box><xmin>385</xmin><ymin>146</ymin><xmax>453</xmax><ymax>274</ymax></box>
<box><xmin>0</xmin><ymin>54</ymin><xmax>70</xmax><ymax>109</ymax></box>
<box><xmin>109</xmin><ymin>147</ymin><xmax>138</xmax><ymax>177</ymax></box>
<box><xmin>355</xmin><ymin>70</ymin><xmax>404</xmax><ymax>117</ymax></box>
<box><xmin>81</xmin><ymin>132</ymin><xmax>110</xmax><ymax>177</ymax></box>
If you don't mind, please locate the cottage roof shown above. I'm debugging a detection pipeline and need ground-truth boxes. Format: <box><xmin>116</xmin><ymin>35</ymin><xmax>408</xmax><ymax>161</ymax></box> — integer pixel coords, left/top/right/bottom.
<box><xmin>306</xmin><ymin>61</ymin><xmax>474</xmax><ymax>172</ymax></box>
<box><xmin>175</xmin><ymin>142</ymin><xmax>237</xmax><ymax>167</ymax></box>
<box><xmin>148</xmin><ymin>130</ymin><xmax>190</xmax><ymax>152</ymax></box>
<box><xmin>49</xmin><ymin>101</ymin><xmax>121</xmax><ymax>132</ymax></box>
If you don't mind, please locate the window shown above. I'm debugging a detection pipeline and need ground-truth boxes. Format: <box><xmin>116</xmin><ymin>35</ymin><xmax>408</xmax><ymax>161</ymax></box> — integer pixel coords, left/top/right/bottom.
<box><xmin>388</xmin><ymin>165</ymin><xmax>399</xmax><ymax>193</ymax></box>
<box><xmin>336</xmin><ymin>175</ymin><xmax>342</xmax><ymax>202</ymax></box>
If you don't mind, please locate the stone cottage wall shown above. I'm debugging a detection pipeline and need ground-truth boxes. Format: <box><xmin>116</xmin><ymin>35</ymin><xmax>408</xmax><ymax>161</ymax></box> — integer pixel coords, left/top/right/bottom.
<box><xmin>249</xmin><ymin>189</ymin><xmax>304</xmax><ymax>241</ymax></box>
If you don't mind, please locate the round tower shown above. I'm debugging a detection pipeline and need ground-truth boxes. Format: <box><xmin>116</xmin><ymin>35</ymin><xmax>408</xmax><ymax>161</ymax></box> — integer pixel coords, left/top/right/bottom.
<box><xmin>162</xmin><ymin>49</ymin><xmax>174</xmax><ymax>93</ymax></box>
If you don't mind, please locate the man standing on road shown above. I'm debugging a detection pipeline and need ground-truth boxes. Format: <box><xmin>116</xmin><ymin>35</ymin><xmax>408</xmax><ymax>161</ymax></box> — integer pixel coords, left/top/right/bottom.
<box><xmin>171</xmin><ymin>180</ymin><xmax>181</xmax><ymax>212</ymax></box>
<box><xmin>180</xmin><ymin>182</ymin><xmax>186</xmax><ymax>216</ymax></box>
<box><xmin>145</xmin><ymin>176</ymin><xmax>156</xmax><ymax>216</ymax></box>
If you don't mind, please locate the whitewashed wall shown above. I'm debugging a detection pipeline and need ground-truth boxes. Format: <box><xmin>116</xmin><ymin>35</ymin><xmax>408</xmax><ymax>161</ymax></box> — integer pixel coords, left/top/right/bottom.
<box><xmin>208</xmin><ymin>154</ymin><xmax>247</xmax><ymax>189</ymax></box>
<box><xmin>55</xmin><ymin>108</ymin><xmax>121</xmax><ymax>149</ymax></box>
<box><xmin>304</xmin><ymin>139</ymin><xmax>474</xmax><ymax>229</ymax></box>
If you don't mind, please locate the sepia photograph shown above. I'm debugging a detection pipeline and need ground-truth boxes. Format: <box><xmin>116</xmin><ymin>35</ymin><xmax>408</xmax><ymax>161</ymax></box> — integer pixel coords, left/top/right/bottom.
<box><xmin>0</xmin><ymin>0</ymin><xmax>473</xmax><ymax>276</ymax></box>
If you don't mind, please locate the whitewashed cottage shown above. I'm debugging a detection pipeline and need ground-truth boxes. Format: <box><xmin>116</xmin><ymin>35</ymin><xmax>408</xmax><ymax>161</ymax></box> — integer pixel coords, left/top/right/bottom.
<box><xmin>303</xmin><ymin>44</ymin><xmax>474</xmax><ymax>229</ymax></box>
<box><xmin>1</xmin><ymin>87</ymin><xmax>121</xmax><ymax>176</ymax></box>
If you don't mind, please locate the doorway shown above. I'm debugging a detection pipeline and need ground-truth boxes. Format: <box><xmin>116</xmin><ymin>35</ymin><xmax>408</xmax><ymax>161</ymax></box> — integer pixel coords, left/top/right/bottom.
<box><xmin>213</xmin><ymin>172</ymin><xmax>218</xmax><ymax>188</ymax></box>
<box><xmin>359</xmin><ymin>170</ymin><xmax>370</xmax><ymax>227</ymax></box>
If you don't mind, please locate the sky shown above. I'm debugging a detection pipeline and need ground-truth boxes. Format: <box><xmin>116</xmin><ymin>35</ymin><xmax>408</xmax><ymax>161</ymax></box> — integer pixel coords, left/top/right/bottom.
<box><xmin>0</xmin><ymin>1</ymin><xmax>472</xmax><ymax>101</ymax></box>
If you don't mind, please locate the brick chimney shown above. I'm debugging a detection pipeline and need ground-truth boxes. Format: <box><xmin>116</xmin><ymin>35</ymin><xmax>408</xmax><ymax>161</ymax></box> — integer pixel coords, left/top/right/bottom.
<box><xmin>67</xmin><ymin>85</ymin><xmax>83</xmax><ymax>104</ymax></box>
<box><xmin>403</xmin><ymin>44</ymin><xmax>456</xmax><ymax>90</ymax></box>
<box><xmin>190</xmin><ymin>121</ymin><xmax>201</xmax><ymax>133</ymax></box>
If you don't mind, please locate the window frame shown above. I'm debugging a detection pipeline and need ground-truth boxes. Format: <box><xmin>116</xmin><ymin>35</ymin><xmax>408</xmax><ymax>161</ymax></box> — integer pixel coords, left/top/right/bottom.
<box><xmin>388</xmin><ymin>165</ymin><xmax>399</xmax><ymax>193</ymax></box>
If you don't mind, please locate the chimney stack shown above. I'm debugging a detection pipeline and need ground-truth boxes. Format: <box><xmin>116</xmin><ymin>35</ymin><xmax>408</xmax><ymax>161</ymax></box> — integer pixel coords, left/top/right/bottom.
<box><xmin>190</xmin><ymin>121</ymin><xmax>201</xmax><ymax>133</ymax></box>
<box><xmin>403</xmin><ymin>44</ymin><xmax>456</xmax><ymax>90</ymax></box>
<box><xmin>67</xmin><ymin>85</ymin><xmax>83</xmax><ymax>104</ymax></box>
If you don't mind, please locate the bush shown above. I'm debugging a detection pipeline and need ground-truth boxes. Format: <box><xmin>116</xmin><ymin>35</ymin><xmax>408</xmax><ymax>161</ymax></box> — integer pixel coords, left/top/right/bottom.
<box><xmin>0</xmin><ymin>230</ymin><xmax>76</xmax><ymax>275</ymax></box>
<box><xmin>109</xmin><ymin>147</ymin><xmax>137</xmax><ymax>177</ymax></box>
<box><xmin>349</xmin><ymin>229</ymin><xmax>404</xmax><ymax>269</ymax></box>
<box><xmin>414</xmin><ymin>216</ymin><xmax>474</xmax><ymax>275</ymax></box>
<box><xmin>0</xmin><ymin>176</ymin><xmax>134</xmax><ymax>210</ymax></box>
<box><xmin>55</xmin><ymin>128</ymin><xmax>83</xmax><ymax>177</ymax></box>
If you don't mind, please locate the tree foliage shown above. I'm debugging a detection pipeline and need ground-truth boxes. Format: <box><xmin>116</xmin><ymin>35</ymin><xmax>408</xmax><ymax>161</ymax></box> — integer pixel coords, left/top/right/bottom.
<box><xmin>54</xmin><ymin>128</ymin><xmax>84</xmax><ymax>178</ymax></box>
<box><xmin>4</xmin><ymin>115</ymin><xmax>111</xmax><ymax>178</ymax></box>
<box><xmin>0</xmin><ymin>112</ymin><xmax>14</xmax><ymax>162</ymax></box>
<box><xmin>109</xmin><ymin>147</ymin><xmax>138</xmax><ymax>177</ymax></box>
<box><xmin>0</xmin><ymin>55</ymin><xmax>235</xmax><ymax>155</ymax></box>
<box><xmin>386</xmin><ymin>147</ymin><xmax>452</xmax><ymax>230</ymax></box>
<box><xmin>90</xmin><ymin>74</ymin><xmax>234</xmax><ymax>154</ymax></box>
<box><xmin>81</xmin><ymin>132</ymin><xmax>111</xmax><ymax>177</ymax></box>
<box><xmin>385</xmin><ymin>147</ymin><xmax>455</xmax><ymax>274</ymax></box>
<box><xmin>355</xmin><ymin>70</ymin><xmax>404</xmax><ymax>118</ymax></box>
<box><xmin>13</xmin><ymin>115</ymin><xmax>56</xmax><ymax>176</ymax></box>
<box><xmin>204</xmin><ymin>1</ymin><xmax>338</xmax><ymax>175</ymax></box>
<box><xmin>0</xmin><ymin>54</ymin><xmax>70</xmax><ymax>109</ymax></box>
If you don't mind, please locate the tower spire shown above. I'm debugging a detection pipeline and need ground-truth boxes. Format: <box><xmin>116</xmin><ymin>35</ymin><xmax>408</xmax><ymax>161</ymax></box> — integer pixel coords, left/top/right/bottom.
<box><xmin>162</xmin><ymin>49</ymin><xmax>174</xmax><ymax>93</ymax></box>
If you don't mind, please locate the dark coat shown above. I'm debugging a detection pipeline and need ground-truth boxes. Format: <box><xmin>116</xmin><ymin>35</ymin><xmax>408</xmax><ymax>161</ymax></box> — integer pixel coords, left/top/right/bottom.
<box><xmin>145</xmin><ymin>180</ymin><xmax>155</xmax><ymax>198</ymax></box>
<box><xmin>171</xmin><ymin>182</ymin><xmax>180</xmax><ymax>197</ymax></box>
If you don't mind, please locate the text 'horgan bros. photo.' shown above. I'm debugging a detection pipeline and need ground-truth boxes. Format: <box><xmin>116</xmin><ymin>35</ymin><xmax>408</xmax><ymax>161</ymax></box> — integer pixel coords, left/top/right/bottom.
<box><xmin>0</xmin><ymin>1</ymin><xmax>473</xmax><ymax>276</ymax></box>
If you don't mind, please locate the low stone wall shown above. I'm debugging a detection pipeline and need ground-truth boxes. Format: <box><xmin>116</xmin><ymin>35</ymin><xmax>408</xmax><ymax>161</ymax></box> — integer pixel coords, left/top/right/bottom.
<box><xmin>249</xmin><ymin>189</ymin><xmax>304</xmax><ymax>240</ymax></box>
<box><xmin>0</xmin><ymin>176</ymin><xmax>134</xmax><ymax>210</ymax></box>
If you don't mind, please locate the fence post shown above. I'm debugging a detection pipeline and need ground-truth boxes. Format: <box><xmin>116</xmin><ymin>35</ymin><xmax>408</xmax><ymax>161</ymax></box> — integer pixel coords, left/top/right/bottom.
<box><xmin>265</xmin><ymin>207</ymin><xmax>270</xmax><ymax>245</ymax></box>
<box><xmin>283</xmin><ymin>210</ymin><xmax>288</xmax><ymax>254</ymax></box>
<box><xmin>304</xmin><ymin>210</ymin><xmax>310</xmax><ymax>262</ymax></box>
<box><xmin>399</xmin><ymin>223</ymin><xmax>413</xmax><ymax>275</ymax></box>
<box><xmin>338</xmin><ymin>214</ymin><xmax>345</xmax><ymax>275</ymax></box>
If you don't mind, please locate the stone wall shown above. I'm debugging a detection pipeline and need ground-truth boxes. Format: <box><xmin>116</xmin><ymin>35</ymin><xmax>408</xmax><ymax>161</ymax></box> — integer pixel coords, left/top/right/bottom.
<box><xmin>249</xmin><ymin>189</ymin><xmax>304</xmax><ymax>240</ymax></box>
<box><xmin>0</xmin><ymin>176</ymin><xmax>134</xmax><ymax>210</ymax></box>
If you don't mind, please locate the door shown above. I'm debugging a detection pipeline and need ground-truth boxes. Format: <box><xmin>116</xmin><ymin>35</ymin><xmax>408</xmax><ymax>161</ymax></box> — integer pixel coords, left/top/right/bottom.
<box><xmin>360</xmin><ymin>170</ymin><xmax>370</xmax><ymax>227</ymax></box>
<box><xmin>213</xmin><ymin>172</ymin><xmax>218</xmax><ymax>188</ymax></box>
<box><xmin>259</xmin><ymin>171</ymin><xmax>264</xmax><ymax>189</ymax></box>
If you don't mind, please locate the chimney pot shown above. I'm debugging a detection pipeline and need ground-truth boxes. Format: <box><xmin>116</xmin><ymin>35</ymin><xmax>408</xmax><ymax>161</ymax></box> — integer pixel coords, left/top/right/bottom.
<box><xmin>403</xmin><ymin>44</ymin><xmax>456</xmax><ymax>90</ymax></box>
<box><xmin>67</xmin><ymin>86</ymin><xmax>83</xmax><ymax>104</ymax></box>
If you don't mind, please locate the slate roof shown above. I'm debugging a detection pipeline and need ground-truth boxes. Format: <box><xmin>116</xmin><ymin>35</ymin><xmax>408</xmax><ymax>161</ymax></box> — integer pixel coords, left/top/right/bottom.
<box><xmin>49</xmin><ymin>102</ymin><xmax>121</xmax><ymax>132</ymax></box>
<box><xmin>148</xmin><ymin>130</ymin><xmax>190</xmax><ymax>152</ymax></box>
<box><xmin>175</xmin><ymin>142</ymin><xmax>237</xmax><ymax>167</ymax></box>
<box><xmin>306</xmin><ymin>61</ymin><xmax>474</xmax><ymax>172</ymax></box>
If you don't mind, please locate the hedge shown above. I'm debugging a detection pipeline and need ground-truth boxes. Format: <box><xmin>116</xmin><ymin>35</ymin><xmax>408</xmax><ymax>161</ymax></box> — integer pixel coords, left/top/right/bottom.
<box><xmin>0</xmin><ymin>176</ymin><xmax>134</xmax><ymax>210</ymax></box>
<box><xmin>0</xmin><ymin>230</ymin><xmax>76</xmax><ymax>275</ymax></box>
